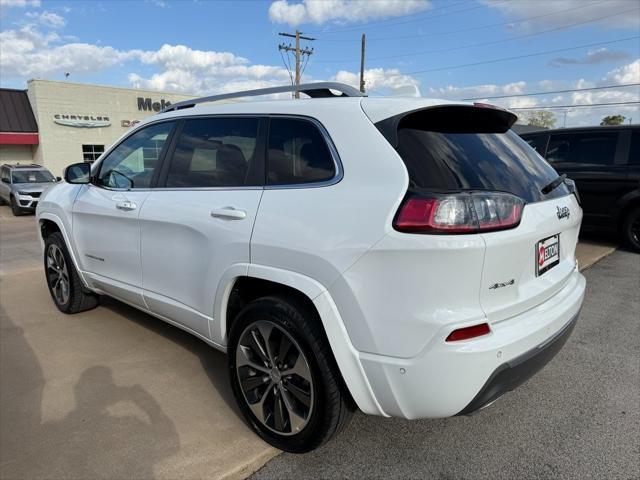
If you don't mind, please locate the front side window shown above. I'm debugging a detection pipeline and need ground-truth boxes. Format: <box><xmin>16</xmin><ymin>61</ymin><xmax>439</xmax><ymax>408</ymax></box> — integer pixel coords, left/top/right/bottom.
<box><xmin>96</xmin><ymin>122</ymin><xmax>175</xmax><ymax>189</ymax></box>
<box><xmin>267</xmin><ymin>118</ymin><xmax>336</xmax><ymax>185</ymax></box>
<box><xmin>546</xmin><ymin>132</ymin><xmax>618</xmax><ymax>166</ymax></box>
<box><xmin>11</xmin><ymin>170</ymin><xmax>55</xmax><ymax>183</ymax></box>
<box><xmin>166</xmin><ymin>117</ymin><xmax>259</xmax><ymax>188</ymax></box>
<box><xmin>629</xmin><ymin>130</ymin><xmax>639</xmax><ymax>165</ymax></box>
<box><xmin>82</xmin><ymin>144</ymin><xmax>105</xmax><ymax>163</ymax></box>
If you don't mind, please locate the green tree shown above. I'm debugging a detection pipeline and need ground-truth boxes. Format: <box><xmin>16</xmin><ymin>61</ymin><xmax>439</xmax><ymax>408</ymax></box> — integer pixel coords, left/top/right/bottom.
<box><xmin>521</xmin><ymin>110</ymin><xmax>556</xmax><ymax>128</ymax></box>
<box><xmin>600</xmin><ymin>115</ymin><xmax>626</xmax><ymax>126</ymax></box>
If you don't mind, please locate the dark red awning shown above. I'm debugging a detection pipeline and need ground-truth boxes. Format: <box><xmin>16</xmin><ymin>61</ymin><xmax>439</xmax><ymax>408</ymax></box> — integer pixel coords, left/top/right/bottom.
<box><xmin>0</xmin><ymin>132</ymin><xmax>39</xmax><ymax>145</ymax></box>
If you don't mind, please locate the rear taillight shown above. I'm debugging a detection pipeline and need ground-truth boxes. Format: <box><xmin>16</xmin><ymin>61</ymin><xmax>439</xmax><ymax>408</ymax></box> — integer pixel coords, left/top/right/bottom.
<box><xmin>394</xmin><ymin>192</ymin><xmax>524</xmax><ymax>234</ymax></box>
<box><xmin>445</xmin><ymin>323</ymin><xmax>491</xmax><ymax>342</ymax></box>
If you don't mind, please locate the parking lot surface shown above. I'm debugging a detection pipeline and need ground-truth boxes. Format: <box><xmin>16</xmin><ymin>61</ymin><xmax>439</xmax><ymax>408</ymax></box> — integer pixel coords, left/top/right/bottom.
<box><xmin>0</xmin><ymin>207</ymin><xmax>277</xmax><ymax>480</ymax></box>
<box><xmin>253</xmin><ymin>249</ymin><xmax>640</xmax><ymax>479</ymax></box>
<box><xmin>1</xmin><ymin>206</ymin><xmax>636</xmax><ymax>480</ymax></box>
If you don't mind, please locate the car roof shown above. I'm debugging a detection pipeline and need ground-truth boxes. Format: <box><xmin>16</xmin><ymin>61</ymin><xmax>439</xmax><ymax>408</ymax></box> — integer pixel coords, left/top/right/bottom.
<box><xmin>140</xmin><ymin>96</ymin><xmax>476</xmax><ymax>128</ymax></box>
<box><xmin>2</xmin><ymin>163</ymin><xmax>44</xmax><ymax>169</ymax></box>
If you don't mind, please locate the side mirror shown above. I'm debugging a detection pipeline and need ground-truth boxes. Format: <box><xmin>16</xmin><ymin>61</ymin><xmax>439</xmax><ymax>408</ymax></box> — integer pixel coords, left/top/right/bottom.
<box><xmin>64</xmin><ymin>162</ymin><xmax>91</xmax><ymax>184</ymax></box>
<box><xmin>1</xmin><ymin>178</ymin><xmax>9</xmax><ymax>183</ymax></box>
<box><xmin>56</xmin><ymin>176</ymin><xmax>62</xmax><ymax>182</ymax></box>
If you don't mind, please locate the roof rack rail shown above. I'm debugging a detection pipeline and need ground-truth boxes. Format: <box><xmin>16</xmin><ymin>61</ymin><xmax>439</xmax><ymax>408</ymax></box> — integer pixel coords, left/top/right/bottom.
<box><xmin>161</xmin><ymin>82</ymin><xmax>365</xmax><ymax>113</ymax></box>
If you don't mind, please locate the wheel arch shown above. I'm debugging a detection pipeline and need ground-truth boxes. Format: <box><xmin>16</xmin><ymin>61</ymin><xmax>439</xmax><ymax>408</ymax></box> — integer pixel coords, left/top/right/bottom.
<box><xmin>216</xmin><ymin>264</ymin><xmax>386</xmax><ymax>417</ymax></box>
<box><xmin>37</xmin><ymin>213</ymin><xmax>89</xmax><ymax>288</ymax></box>
<box><xmin>615</xmin><ymin>190</ymin><xmax>640</xmax><ymax>228</ymax></box>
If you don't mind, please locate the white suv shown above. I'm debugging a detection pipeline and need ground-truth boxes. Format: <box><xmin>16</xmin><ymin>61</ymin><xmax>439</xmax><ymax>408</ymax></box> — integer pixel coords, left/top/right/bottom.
<box><xmin>36</xmin><ymin>83</ymin><xmax>585</xmax><ymax>452</ymax></box>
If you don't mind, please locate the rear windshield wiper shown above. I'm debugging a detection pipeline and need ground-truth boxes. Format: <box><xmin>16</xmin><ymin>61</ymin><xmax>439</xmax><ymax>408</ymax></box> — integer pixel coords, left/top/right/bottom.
<box><xmin>541</xmin><ymin>174</ymin><xmax>567</xmax><ymax>195</ymax></box>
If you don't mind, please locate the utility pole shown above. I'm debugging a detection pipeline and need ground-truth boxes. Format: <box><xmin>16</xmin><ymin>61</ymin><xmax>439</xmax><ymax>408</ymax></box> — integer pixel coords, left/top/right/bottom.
<box><xmin>279</xmin><ymin>30</ymin><xmax>315</xmax><ymax>98</ymax></box>
<box><xmin>359</xmin><ymin>33</ymin><xmax>366</xmax><ymax>93</ymax></box>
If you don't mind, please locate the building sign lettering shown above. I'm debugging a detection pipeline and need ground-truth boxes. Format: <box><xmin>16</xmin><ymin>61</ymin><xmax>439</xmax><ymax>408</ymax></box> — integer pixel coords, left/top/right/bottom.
<box><xmin>121</xmin><ymin>120</ymin><xmax>141</xmax><ymax>128</ymax></box>
<box><xmin>137</xmin><ymin>97</ymin><xmax>172</xmax><ymax>112</ymax></box>
<box><xmin>54</xmin><ymin>114</ymin><xmax>111</xmax><ymax>128</ymax></box>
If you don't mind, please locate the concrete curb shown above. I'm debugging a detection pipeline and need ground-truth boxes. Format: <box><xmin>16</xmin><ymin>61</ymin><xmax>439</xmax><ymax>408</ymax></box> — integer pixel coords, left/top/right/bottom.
<box><xmin>220</xmin><ymin>448</ymin><xmax>280</xmax><ymax>480</ymax></box>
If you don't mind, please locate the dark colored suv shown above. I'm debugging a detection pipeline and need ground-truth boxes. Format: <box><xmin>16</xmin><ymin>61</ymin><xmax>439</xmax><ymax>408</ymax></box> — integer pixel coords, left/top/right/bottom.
<box><xmin>520</xmin><ymin>125</ymin><xmax>640</xmax><ymax>251</ymax></box>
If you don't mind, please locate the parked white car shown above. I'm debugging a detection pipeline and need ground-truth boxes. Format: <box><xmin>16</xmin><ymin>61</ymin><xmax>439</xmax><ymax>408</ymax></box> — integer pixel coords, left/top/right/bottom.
<box><xmin>36</xmin><ymin>83</ymin><xmax>585</xmax><ymax>452</ymax></box>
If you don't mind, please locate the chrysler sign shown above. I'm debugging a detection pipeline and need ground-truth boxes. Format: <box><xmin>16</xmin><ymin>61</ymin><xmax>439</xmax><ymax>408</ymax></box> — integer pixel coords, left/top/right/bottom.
<box><xmin>54</xmin><ymin>114</ymin><xmax>111</xmax><ymax>128</ymax></box>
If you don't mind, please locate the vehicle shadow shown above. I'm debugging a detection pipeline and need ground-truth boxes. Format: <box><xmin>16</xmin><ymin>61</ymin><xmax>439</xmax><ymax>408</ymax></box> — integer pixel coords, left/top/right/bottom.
<box><xmin>99</xmin><ymin>295</ymin><xmax>242</xmax><ymax>418</ymax></box>
<box><xmin>0</xmin><ymin>303</ymin><xmax>180</xmax><ymax>479</ymax></box>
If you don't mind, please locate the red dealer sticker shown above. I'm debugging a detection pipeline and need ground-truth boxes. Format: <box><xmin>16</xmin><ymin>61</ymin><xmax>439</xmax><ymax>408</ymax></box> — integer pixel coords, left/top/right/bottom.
<box><xmin>536</xmin><ymin>234</ymin><xmax>560</xmax><ymax>276</ymax></box>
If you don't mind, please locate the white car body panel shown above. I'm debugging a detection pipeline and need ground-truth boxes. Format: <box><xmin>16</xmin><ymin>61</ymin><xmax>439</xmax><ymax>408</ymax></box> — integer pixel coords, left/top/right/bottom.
<box><xmin>35</xmin><ymin>94</ymin><xmax>587</xmax><ymax>420</ymax></box>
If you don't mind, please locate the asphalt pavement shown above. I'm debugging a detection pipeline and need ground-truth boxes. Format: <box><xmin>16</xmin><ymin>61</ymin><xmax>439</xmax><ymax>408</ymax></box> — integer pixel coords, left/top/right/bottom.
<box><xmin>253</xmin><ymin>250</ymin><xmax>640</xmax><ymax>479</ymax></box>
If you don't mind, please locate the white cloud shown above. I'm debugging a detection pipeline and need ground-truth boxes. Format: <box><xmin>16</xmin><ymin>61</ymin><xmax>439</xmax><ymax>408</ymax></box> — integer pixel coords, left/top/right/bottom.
<box><xmin>331</xmin><ymin>67</ymin><xmax>419</xmax><ymax>93</ymax></box>
<box><xmin>269</xmin><ymin>0</ymin><xmax>431</xmax><ymax>26</ymax></box>
<box><xmin>0</xmin><ymin>25</ymin><xmax>138</xmax><ymax>79</ymax></box>
<box><xmin>0</xmin><ymin>0</ymin><xmax>41</xmax><ymax>7</ymax></box>
<box><xmin>601</xmin><ymin>59</ymin><xmax>640</xmax><ymax>85</ymax></box>
<box><xmin>25</xmin><ymin>10</ymin><xmax>66</xmax><ymax>28</ymax></box>
<box><xmin>482</xmin><ymin>0</ymin><xmax>640</xmax><ymax>30</ymax></box>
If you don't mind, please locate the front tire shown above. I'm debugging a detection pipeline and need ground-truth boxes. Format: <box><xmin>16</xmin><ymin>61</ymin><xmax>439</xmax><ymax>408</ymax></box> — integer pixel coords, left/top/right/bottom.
<box><xmin>44</xmin><ymin>232</ymin><xmax>99</xmax><ymax>313</ymax></box>
<box><xmin>10</xmin><ymin>196</ymin><xmax>22</xmax><ymax>216</ymax></box>
<box><xmin>621</xmin><ymin>206</ymin><xmax>640</xmax><ymax>253</ymax></box>
<box><xmin>228</xmin><ymin>295</ymin><xmax>354</xmax><ymax>453</ymax></box>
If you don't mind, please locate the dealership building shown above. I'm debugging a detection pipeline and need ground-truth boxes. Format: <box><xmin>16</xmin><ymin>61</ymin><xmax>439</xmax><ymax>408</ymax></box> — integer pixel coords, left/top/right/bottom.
<box><xmin>0</xmin><ymin>79</ymin><xmax>197</xmax><ymax>176</ymax></box>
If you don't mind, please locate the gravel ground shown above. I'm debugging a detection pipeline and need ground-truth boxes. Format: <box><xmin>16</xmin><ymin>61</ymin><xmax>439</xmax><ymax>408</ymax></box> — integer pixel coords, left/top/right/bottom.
<box><xmin>252</xmin><ymin>250</ymin><xmax>640</xmax><ymax>480</ymax></box>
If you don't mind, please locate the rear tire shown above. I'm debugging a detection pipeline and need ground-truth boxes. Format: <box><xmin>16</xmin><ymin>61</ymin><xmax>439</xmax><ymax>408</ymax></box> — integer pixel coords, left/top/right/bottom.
<box><xmin>44</xmin><ymin>232</ymin><xmax>99</xmax><ymax>313</ymax></box>
<box><xmin>10</xmin><ymin>196</ymin><xmax>22</xmax><ymax>216</ymax></box>
<box><xmin>228</xmin><ymin>295</ymin><xmax>354</xmax><ymax>453</ymax></box>
<box><xmin>621</xmin><ymin>206</ymin><xmax>640</xmax><ymax>253</ymax></box>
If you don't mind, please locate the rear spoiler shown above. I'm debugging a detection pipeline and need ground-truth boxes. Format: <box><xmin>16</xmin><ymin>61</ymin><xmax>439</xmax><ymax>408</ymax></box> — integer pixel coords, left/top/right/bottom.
<box><xmin>374</xmin><ymin>104</ymin><xmax>518</xmax><ymax>148</ymax></box>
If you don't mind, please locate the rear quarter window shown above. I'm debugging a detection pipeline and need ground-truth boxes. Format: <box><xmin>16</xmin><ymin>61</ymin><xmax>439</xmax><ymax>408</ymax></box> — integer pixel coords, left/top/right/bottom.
<box><xmin>629</xmin><ymin>130</ymin><xmax>640</xmax><ymax>165</ymax></box>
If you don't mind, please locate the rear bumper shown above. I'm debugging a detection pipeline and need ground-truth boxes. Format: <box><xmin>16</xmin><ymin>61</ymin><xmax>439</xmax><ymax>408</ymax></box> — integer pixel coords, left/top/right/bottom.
<box><xmin>457</xmin><ymin>309</ymin><xmax>579</xmax><ymax>415</ymax></box>
<box><xmin>357</xmin><ymin>268</ymin><xmax>585</xmax><ymax>419</ymax></box>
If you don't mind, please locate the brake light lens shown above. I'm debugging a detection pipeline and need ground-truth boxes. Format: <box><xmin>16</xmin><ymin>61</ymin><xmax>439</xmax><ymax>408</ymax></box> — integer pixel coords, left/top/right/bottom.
<box><xmin>394</xmin><ymin>192</ymin><xmax>524</xmax><ymax>234</ymax></box>
<box><xmin>445</xmin><ymin>323</ymin><xmax>491</xmax><ymax>342</ymax></box>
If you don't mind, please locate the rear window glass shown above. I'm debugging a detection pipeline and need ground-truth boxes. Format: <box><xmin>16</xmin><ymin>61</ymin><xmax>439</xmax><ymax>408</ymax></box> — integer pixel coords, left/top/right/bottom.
<box><xmin>547</xmin><ymin>132</ymin><xmax>618</xmax><ymax>166</ymax></box>
<box><xmin>393</xmin><ymin>127</ymin><xmax>568</xmax><ymax>203</ymax></box>
<box><xmin>522</xmin><ymin>134</ymin><xmax>548</xmax><ymax>155</ymax></box>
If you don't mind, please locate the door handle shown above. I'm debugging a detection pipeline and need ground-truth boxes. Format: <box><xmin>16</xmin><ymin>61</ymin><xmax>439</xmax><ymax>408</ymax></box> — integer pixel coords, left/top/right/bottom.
<box><xmin>116</xmin><ymin>201</ymin><xmax>137</xmax><ymax>211</ymax></box>
<box><xmin>210</xmin><ymin>207</ymin><xmax>247</xmax><ymax>220</ymax></box>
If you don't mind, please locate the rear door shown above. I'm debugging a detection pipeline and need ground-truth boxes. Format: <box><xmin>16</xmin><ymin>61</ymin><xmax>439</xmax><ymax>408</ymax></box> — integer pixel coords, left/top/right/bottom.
<box><xmin>545</xmin><ymin>130</ymin><xmax>624</xmax><ymax>228</ymax></box>
<box><xmin>138</xmin><ymin>116</ymin><xmax>265</xmax><ymax>341</ymax></box>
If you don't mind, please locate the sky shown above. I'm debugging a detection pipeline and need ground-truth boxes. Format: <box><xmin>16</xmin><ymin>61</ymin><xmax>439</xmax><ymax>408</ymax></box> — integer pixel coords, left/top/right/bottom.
<box><xmin>0</xmin><ymin>0</ymin><xmax>639</xmax><ymax>127</ymax></box>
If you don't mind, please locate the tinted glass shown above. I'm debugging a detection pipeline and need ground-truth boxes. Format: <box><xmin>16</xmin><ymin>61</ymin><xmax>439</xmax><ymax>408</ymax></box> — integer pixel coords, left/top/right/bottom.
<box><xmin>97</xmin><ymin>122</ymin><xmax>175</xmax><ymax>189</ymax></box>
<box><xmin>629</xmin><ymin>130</ymin><xmax>640</xmax><ymax>165</ymax></box>
<box><xmin>267</xmin><ymin>118</ymin><xmax>335</xmax><ymax>185</ymax></box>
<box><xmin>11</xmin><ymin>170</ymin><xmax>55</xmax><ymax>183</ymax></box>
<box><xmin>522</xmin><ymin>134</ymin><xmax>548</xmax><ymax>155</ymax></box>
<box><xmin>394</xmin><ymin>128</ymin><xmax>568</xmax><ymax>203</ymax></box>
<box><xmin>166</xmin><ymin>117</ymin><xmax>258</xmax><ymax>188</ymax></box>
<box><xmin>547</xmin><ymin>132</ymin><xmax>618</xmax><ymax>166</ymax></box>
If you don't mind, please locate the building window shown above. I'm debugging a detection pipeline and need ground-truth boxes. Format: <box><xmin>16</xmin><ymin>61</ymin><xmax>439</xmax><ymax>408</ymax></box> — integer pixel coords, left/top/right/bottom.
<box><xmin>82</xmin><ymin>144</ymin><xmax>105</xmax><ymax>163</ymax></box>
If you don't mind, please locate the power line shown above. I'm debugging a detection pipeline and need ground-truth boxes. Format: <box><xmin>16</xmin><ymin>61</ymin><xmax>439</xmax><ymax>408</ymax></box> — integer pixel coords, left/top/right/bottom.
<box><xmin>460</xmin><ymin>83</ymin><xmax>640</xmax><ymax>101</ymax></box>
<box><xmin>508</xmin><ymin>101</ymin><xmax>640</xmax><ymax>111</ymax></box>
<box><xmin>308</xmin><ymin>0</ymin><xmax>503</xmax><ymax>36</ymax></box>
<box><xmin>315</xmin><ymin>7</ymin><xmax>638</xmax><ymax>64</ymax></box>
<box><xmin>319</xmin><ymin>0</ymin><xmax>601</xmax><ymax>43</ymax></box>
<box><xmin>391</xmin><ymin>36</ymin><xmax>640</xmax><ymax>77</ymax></box>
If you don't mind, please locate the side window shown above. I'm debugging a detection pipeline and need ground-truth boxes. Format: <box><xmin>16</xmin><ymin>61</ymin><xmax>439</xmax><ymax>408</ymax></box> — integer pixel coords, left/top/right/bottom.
<box><xmin>96</xmin><ymin>122</ymin><xmax>175</xmax><ymax>189</ymax></box>
<box><xmin>267</xmin><ymin>118</ymin><xmax>336</xmax><ymax>185</ymax></box>
<box><xmin>522</xmin><ymin>134</ymin><xmax>548</xmax><ymax>155</ymax></box>
<box><xmin>166</xmin><ymin>117</ymin><xmax>258</xmax><ymax>188</ymax></box>
<box><xmin>0</xmin><ymin>167</ymin><xmax>7</xmax><ymax>182</ymax></box>
<box><xmin>547</xmin><ymin>132</ymin><xmax>618</xmax><ymax>166</ymax></box>
<box><xmin>629</xmin><ymin>130</ymin><xmax>640</xmax><ymax>165</ymax></box>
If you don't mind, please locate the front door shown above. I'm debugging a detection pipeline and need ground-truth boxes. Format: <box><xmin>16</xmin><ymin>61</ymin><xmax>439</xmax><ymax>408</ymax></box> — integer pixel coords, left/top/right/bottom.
<box><xmin>139</xmin><ymin>116</ymin><xmax>264</xmax><ymax>341</ymax></box>
<box><xmin>72</xmin><ymin>121</ymin><xmax>176</xmax><ymax>307</ymax></box>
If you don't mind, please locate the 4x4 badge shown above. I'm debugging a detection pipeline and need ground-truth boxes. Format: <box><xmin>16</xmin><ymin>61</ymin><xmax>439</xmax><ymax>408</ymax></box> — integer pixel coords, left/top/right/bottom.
<box><xmin>557</xmin><ymin>206</ymin><xmax>570</xmax><ymax>220</ymax></box>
